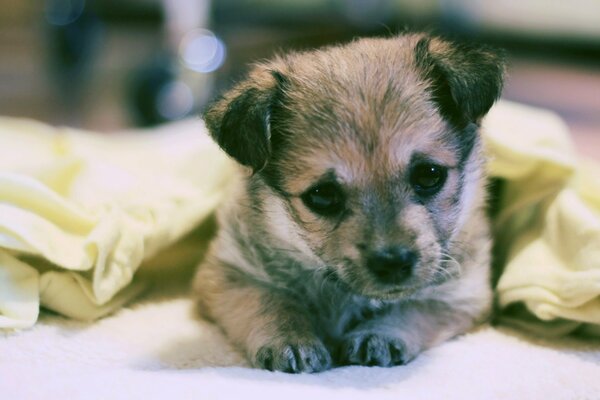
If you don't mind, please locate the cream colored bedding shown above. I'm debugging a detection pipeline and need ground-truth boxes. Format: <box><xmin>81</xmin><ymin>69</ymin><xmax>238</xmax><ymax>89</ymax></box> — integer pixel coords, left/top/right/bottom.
<box><xmin>1</xmin><ymin>101</ymin><xmax>599</xmax><ymax>336</ymax></box>
<box><xmin>0</xmin><ymin>118</ymin><xmax>235</xmax><ymax>328</ymax></box>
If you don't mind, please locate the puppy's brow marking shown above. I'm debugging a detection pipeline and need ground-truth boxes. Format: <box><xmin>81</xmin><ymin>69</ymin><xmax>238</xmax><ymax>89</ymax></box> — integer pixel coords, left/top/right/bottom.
<box><xmin>410</xmin><ymin>152</ymin><xmax>457</xmax><ymax>170</ymax></box>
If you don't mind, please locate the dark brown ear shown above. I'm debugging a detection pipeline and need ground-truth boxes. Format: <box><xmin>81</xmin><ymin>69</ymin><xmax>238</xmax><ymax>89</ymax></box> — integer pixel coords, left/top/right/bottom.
<box><xmin>415</xmin><ymin>36</ymin><xmax>506</xmax><ymax>128</ymax></box>
<box><xmin>203</xmin><ymin>65</ymin><xmax>286</xmax><ymax>172</ymax></box>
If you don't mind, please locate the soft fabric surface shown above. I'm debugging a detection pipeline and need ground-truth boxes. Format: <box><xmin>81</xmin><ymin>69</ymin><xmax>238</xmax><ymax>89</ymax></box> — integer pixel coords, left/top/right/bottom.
<box><xmin>484</xmin><ymin>102</ymin><xmax>600</xmax><ymax>336</ymax></box>
<box><xmin>0</xmin><ymin>118</ymin><xmax>235</xmax><ymax>328</ymax></box>
<box><xmin>2</xmin><ymin>281</ymin><xmax>600</xmax><ymax>399</ymax></box>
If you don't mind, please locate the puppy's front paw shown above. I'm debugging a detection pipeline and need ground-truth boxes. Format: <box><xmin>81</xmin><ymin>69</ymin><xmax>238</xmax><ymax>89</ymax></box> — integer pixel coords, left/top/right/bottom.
<box><xmin>337</xmin><ymin>333</ymin><xmax>414</xmax><ymax>367</ymax></box>
<box><xmin>254</xmin><ymin>338</ymin><xmax>332</xmax><ymax>373</ymax></box>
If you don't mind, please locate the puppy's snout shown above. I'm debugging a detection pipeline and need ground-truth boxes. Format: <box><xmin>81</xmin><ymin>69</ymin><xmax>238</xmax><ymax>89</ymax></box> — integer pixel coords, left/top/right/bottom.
<box><xmin>366</xmin><ymin>246</ymin><xmax>418</xmax><ymax>283</ymax></box>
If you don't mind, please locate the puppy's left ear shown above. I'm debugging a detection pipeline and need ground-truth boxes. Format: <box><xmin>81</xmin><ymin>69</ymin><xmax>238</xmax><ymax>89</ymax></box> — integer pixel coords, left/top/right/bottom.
<box><xmin>203</xmin><ymin>64</ymin><xmax>287</xmax><ymax>172</ymax></box>
<box><xmin>415</xmin><ymin>36</ymin><xmax>506</xmax><ymax>127</ymax></box>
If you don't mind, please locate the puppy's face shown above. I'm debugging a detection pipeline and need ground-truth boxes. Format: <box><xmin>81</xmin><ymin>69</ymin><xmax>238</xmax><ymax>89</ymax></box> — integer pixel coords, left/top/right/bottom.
<box><xmin>205</xmin><ymin>34</ymin><xmax>504</xmax><ymax>299</ymax></box>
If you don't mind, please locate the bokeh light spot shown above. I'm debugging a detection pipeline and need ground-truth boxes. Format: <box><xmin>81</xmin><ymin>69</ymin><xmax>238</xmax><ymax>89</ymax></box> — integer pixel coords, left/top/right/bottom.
<box><xmin>45</xmin><ymin>0</ymin><xmax>86</xmax><ymax>26</ymax></box>
<box><xmin>179</xmin><ymin>29</ymin><xmax>226</xmax><ymax>73</ymax></box>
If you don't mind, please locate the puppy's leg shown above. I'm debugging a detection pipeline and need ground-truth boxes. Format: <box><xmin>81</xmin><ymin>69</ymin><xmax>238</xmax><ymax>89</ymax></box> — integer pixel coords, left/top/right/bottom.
<box><xmin>337</xmin><ymin>300</ymin><xmax>484</xmax><ymax>366</ymax></box>
<box><xmin>195</xmin><ymin>259</ymin><xmax>332</xmax><ymax>373</ymax></box>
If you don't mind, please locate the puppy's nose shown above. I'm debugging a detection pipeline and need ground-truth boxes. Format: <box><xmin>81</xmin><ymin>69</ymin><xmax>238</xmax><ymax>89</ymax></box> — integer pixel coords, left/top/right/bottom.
<box><xmin>366</xmin><ymin>246</ymin><xmax>417</xmax><ymax>283</ymax></box>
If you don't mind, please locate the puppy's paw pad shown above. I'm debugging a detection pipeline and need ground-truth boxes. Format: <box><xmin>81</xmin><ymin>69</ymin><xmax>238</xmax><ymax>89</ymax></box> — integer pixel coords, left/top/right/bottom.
<box><xmin>338</xmin><ymin>333</ymin><xmax>412</xmax><ymax>367</ymax></box>
<box><xmin>255</xmin><ymin>340</ymin><xmax>332</xmax><ymax>373</ymax></box>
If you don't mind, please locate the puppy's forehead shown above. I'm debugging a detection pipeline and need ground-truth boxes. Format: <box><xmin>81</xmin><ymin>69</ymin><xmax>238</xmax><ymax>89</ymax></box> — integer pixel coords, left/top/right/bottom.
<box><xmin>282</xmin><ymin>37</ymin><xmax>435</xmax><ymax>137</ymax></box>
<box><xmin>276</xmin><ymin>38</ymin><xmax>458</xmax><ymax>191</ymax></box>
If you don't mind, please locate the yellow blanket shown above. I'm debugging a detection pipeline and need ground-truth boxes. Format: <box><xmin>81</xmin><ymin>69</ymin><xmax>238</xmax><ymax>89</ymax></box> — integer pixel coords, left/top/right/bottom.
<box><xmin>0</xmin><ymin>101</ymin><xmax>599</xmax><ymax>336</ymax></box>
<box><xmin>0</xmin><ymin>118</ymin><xmax>235</xmax><ymax>329</ymax></box>
<box><xmin>484</xmin><ymin>102</ymin><xmax>600</xmax><ymax>337</ymax></box>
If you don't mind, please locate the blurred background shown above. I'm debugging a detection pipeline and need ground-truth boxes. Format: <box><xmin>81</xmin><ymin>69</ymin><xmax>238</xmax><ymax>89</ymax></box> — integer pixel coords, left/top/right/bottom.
<box><xmin>1</xmin><ymin>0</ymin><xmax>598</xmax><ymax>157</ymax></box>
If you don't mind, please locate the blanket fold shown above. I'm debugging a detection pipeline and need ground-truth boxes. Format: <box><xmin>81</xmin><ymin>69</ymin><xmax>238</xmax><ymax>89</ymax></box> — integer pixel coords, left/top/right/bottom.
<box><xmin>0</xmin><ymin>118</ymin><xmax>235</xmax><ymax>328</ymax></box>
<box><xmin>483</xmin><ymin>101</ymin><xmax>600</xmax><ymax>336</ymax></box>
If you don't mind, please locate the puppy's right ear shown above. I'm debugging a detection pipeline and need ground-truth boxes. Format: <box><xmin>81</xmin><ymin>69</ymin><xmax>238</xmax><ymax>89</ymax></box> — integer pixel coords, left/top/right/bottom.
<box><xmin>203</xmin><ymin>65</ymin><xmax>286</xmax><ymax>172</ymax></box>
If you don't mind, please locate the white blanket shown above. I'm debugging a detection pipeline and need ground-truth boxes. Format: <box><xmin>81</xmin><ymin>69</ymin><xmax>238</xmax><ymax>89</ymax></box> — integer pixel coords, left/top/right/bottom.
<box><xmin>2</xmin><ymin>275</ymin><xmax>600</xmax><ymax>399</ymax></box>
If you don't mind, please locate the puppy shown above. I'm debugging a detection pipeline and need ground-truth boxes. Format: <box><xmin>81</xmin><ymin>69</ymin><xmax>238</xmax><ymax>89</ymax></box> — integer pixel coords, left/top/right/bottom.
<box><xmin>194</xmin><ymin>33</ymin><xmax>504</xmax><ymax>373</ymax></box>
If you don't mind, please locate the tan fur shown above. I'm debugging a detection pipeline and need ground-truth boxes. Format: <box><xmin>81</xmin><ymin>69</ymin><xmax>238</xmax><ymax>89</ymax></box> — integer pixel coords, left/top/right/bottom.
<box><xmin>194</xmin><ymin>33</ymin><xmax>504</xmax><ymax>373</ymax></box>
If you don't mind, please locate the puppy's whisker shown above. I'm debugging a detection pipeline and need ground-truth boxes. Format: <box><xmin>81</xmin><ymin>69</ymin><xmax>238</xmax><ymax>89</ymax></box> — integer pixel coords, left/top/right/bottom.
<box><xmin>440</xmin><ymin>252</ymin><xmax>463</xmax><ymax>278</ymax></box>
<box><xmin>430</xmin><ymin>263</ymin><xmax>455</xmax><ymax>284</ymax></box>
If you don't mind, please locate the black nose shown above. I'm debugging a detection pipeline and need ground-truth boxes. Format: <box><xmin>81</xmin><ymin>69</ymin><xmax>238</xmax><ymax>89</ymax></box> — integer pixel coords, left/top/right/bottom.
<box><xmin>366</xmin><ymin>246</ymin><xmax>418</xmax><ymax>283</ymax></box>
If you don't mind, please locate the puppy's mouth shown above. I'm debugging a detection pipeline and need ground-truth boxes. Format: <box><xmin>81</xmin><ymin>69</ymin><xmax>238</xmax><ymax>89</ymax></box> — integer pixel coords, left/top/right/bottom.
<box><xmin>324</xmin><ymin>258</ymin><xmax>459</xmax><ymax>300</ymax></box>
<box><xmin>321</xmin><ymin>264</ymin><xmax>413</xmax><ymax>299</ymax></box>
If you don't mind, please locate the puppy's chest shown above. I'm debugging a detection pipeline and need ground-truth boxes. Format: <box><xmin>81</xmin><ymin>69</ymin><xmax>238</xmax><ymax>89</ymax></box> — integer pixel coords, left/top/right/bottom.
<box><xmin>290</xmin><ymin>278</ymin><xmax>390</xmax><ymax>339</ymax></box>
<box><xmin>264</xmin><ymin>258</ymin><xmax>393</xmax><ymax>339</ymax></box>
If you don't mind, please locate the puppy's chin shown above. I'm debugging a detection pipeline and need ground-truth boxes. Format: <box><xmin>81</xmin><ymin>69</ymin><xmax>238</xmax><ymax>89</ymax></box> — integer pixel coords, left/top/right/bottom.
<box><xmin>348</xmin><ymin>281</ymin><xmax>423</xmax><ymax>302</ymax></box>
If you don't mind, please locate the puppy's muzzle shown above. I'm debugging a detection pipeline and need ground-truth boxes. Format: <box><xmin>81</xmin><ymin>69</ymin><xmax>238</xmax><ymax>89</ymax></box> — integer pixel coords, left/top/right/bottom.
<box><xmin>366</xmin><ymin>246</ymin><xmax>418</xmax><ymax>284</ymax></box>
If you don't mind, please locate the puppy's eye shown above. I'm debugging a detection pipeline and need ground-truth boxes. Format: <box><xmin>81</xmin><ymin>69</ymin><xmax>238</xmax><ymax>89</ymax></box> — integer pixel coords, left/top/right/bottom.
<box><xmin>410</xmin><ymin>163</ymin><xmax>448</xmax><ymax>195</ymax></box>
<box><xmin>301</xmin><ymin>182</ymin><xmax>344</xmax><ymax>216</ymax></box>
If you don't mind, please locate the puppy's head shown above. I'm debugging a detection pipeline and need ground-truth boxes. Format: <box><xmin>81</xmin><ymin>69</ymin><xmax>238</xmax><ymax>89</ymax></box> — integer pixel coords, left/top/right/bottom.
<box><xmin>204</xmin><ymin>34</ymin><xmax>504</xmax><ymax>299</ymax></box>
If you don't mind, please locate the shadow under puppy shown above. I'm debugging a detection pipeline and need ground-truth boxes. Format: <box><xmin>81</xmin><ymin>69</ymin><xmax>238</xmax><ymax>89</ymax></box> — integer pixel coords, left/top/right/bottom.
<box><xmin>194</xmin><ymin>33</ymin><xmax>505</xmax><ymax>373</ymax></box>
